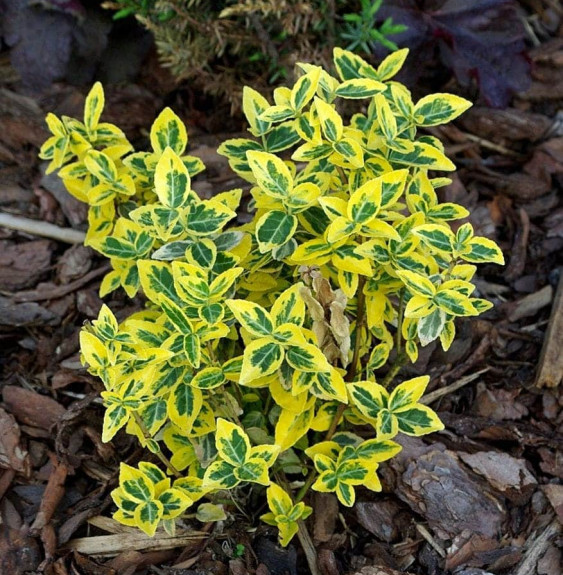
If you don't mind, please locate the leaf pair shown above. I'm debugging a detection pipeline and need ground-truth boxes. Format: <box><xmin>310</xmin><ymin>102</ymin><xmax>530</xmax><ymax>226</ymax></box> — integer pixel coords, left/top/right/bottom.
<box><xmin>308</xmin><ymin>437</ymin><xmax>401</xmax><ymax>506</ymax></box>
<box><xmin>40</xmin><ymin>82</ymin><xmax>129</xmax><ymax>174</ymax></box>
<box><xmin>398</xmin><ymin>269</ymin><xmax>493</xmax><ymax>346</ymax></box>
<box><xmin>247</xmin><ymin>150</ymin><xmax>320</xmax><ymax>253</ymax></box>
<box><xmin>227</xmin><ymin>284</ymin><xmax>331</xmax><ymax>386</ymax></box>
<box><xmin>348</xmin><ymin>376</ymin><xmax>443</xmax><ymax>438</ymax></box>
<box><xmin>261</xmin><ymin>483</ymin><xmax>312</xmax><ymax>547</ymax></box>
<box><xmin>113</xmin><ymin>462</ymin><xmax>192</xmax><ymax>536</ymax></box>
<box><xmin>203</xmin><ymin>419</ymin><xmax>280</xmax><ymax>489</ymax></box>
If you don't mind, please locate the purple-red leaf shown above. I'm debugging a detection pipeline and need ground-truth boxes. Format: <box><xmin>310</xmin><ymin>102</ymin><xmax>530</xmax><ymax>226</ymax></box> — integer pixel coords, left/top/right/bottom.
<box><xmin>376</xmin><ymin>0</ymin><xmax>531</xmax><ymax>107</ymax></box>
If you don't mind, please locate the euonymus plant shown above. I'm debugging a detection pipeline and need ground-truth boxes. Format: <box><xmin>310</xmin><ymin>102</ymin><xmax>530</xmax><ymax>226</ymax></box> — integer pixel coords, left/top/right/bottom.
<box><xmin>40</xmin><ymin>48</ymin><xmax>503</xmax><ymax>544</ymax></box>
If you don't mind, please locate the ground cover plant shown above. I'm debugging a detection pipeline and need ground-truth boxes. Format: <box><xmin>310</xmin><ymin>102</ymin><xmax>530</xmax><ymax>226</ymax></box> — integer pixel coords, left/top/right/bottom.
<box><xmin>39</xmin><ymin>47</ymin><xmax>504</xmax><ymax>559</ymax></box>
<box><xmin>102</xmin><ymin>0</ymin><xmax>406</xmax><ymax>106</ymax></box>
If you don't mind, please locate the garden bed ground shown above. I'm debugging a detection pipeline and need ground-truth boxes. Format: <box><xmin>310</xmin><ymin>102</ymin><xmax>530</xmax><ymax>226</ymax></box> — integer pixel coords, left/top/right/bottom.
<box><xmin>0</xmin><ymin>6</ymin><xmax>562</xmax><ymax>575</ymax></box>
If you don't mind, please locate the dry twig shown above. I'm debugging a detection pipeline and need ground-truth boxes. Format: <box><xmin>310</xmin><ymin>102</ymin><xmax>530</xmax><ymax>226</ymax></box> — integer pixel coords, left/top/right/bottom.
<box><xmin>0</xmin><ymin>211</ymin><xmax>86</xmax><ymax>244</ymax></box>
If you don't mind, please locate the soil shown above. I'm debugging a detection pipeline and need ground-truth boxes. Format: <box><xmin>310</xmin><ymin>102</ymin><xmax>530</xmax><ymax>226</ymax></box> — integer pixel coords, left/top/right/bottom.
<box><xmin>0</xmin><ymin>4</ymin><xmax>562</xmax><ymax>575</ymax></box>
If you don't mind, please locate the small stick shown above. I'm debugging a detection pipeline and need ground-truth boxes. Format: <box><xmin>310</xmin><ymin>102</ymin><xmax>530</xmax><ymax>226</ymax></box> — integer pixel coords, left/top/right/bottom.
<box><xmin>443</xmin><ymin>334</ymin><xmax>491</xmax><ymax>382</ymax></box>
<box><xmin>297</xmin><ymin>520</ymin><xmax>321</xmax><ymax>575</ymax></box>
<box><xmin>536</xmin><ymin>271</ymin><xmax>563</xmax><ymax>388</ymax></box>
<box><xmin>88</xmin><ymin>515</ymin><xmax>138</xmax><ymax>534</ymax></box>
<box><xmin>416</xmin><ymin>524</ymin><xmax>446</xmax><ymax>558</ymax></box>
<box><xmin>64</xmin><ymin>531</ymin><xmax>207</xmax><ymax>556</ymax></box>
<box><xmin>462</xmin><ymin>132</ymin><xmax>524</xmax><ymax>157</ymax></box>
<box><xmin>13</xmin><ymin>264</ymin><xmax>110</xmax><ymax>303</ymax></box>
<box><xmin>421</xmin><ymin>368</ymin><xmax>490</xmax><ymax>405</ymax></box>
<box><xmin>0</xmin><ymin>212</ymin><xmax>86</xmax><ymax>244</ymax></box>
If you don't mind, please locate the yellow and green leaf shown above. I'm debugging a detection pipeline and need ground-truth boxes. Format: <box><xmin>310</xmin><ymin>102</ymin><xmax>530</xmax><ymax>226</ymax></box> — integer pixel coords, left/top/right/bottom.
<box><xmin>240</xmin><ymin>339</ymin><xmax>284</xmax><ymax>385</ymax></box>
<box><xmin>414</xmin><ymin>93</ymin><xmax>472</xmax><ymax>127</ymax></box>
<box><xmin>150</xmin><ymin>107</ymin><xmax>188</xmax><ymax>156</ymax></box>
<box><xmin>84</xmin><ymin>81</ymin><xmax>104</xmax><ymax>134</ymax></box>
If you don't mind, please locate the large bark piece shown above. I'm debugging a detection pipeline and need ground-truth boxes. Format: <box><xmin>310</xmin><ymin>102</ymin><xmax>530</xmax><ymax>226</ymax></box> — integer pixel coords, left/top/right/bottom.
<box><xmin>396</xmin><ymin>449</ymin><xmax>507</xmax><ymax>540</ymax></box>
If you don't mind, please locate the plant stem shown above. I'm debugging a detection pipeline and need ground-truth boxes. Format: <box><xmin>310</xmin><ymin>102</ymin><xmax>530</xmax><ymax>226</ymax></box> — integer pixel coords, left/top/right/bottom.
<box><xmin>206</xmin><ymin>341</ymin><xmax>217</xmax><ymax>364</ymax></box>
<box><xmin>347</xmin><ymin>276</ymin><xmax>366</xmax><ymax>383</ymax></box>
<box><xmin>446</xmin><ymin>258</ymin><xmax>457</xmax><ymax>279</ymax></box>
<box><xmin>295</xmin><ymin>277</ymin><xmax>367</xmax><ymax>504</ymax></box>
<box><xmin>336</xmin><ymin>165</ymin><xmax>348</xmax><ymax>185</ymax></box>
<box><xmin>326</xmin><ymin>403</ymin><xmax>348</xmax><ymax>440</ymax></box>
<box><xmin>263</xmin><ymin>391</ymin><xmax>272</xmax><ymax>415</ymax></box>
<box><xmin>276</xmin><ymin>471</ymin><xmax>320</xmax><ymax>575</ymax></box>
<box><xmin>132</xmin><ymin>412</ymin><xmax>181</xmax><ymax>478</ymax></box>
<box><xmin>294</xmin><ymin>471</ymin><xmax>316</xmax><ymax>503</ymax></box>
<box><xmin>294</xmin><ymin>402</ymin><xmax>348</xmax><ymax>504</ymax></box>
<box><xmin>395</xmin><ymin>289</ymin><xmax>405</xmax><ymax>356</ymax></box>
<box><xmin>231</xmin><ymin>381</ymin><xmax>244</xmax><ymax>408</ymax></box>
<box><xmin>381</xmin><ymin>351</ymin><xmax>408</xmax><ymax>389</ymax></box>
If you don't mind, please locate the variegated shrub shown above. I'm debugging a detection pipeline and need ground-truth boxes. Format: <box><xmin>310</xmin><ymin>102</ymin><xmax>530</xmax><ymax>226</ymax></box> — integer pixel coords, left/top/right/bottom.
<box><xmin>40</xmin><ymin>48</ymin><xmax>503</xmax><ymax>544</ymax></box>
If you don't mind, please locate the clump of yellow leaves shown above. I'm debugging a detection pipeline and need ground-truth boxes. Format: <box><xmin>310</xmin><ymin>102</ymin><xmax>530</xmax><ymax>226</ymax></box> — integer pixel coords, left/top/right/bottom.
<box><xmin>41</xmin><ymin>47</ymin><xmax>503</xmax><ymax>543</ymax></box>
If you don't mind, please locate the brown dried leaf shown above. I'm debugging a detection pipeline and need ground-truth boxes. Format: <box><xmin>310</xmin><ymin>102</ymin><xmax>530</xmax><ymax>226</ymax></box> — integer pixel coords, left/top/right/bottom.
<box><xmin>299</xmin><ymin>286</ymin><xmax>325</xmax><ymax>322</ymax></box>
<box><xmin>300</xmin><ymin>272</ymin><xmax>350</xmax><ymax>366</ymax></box>
<box><xmin>329</xmin><ymin>296</ymin><xmax>350</xmax><ymax>362</ymax></box>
